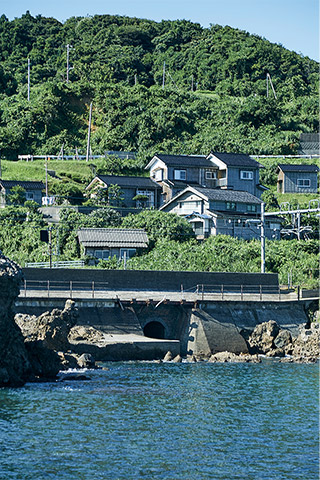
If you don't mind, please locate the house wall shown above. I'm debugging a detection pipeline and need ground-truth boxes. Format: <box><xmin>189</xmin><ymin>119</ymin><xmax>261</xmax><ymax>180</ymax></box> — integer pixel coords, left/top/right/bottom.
<box><xmin>282</xmin><ymin>172</ymin><xmax>318</xmax><ymax>193</ymax></box>
<box><xmin>149</xmin><ymin>159</ymin><xmax>168</xmax><ymax>182</ymax></box>
<box><xmin>209</xmin><ymin>200</ymin><xmax>261</xmax><ymax>214</ymax></box>
<box><xmin>226</xmin><ymin>167</ymin><xmax>260</xmax><ymax>196</ymax></box>
<box><xmin>0</xmin><ymin>187</ymin><xmax>43</xmax><ymax>206</ymax></box>
<box><xmin>214</xmin><ymin>218</ymin><xmax>280</xmax><ymax>240</ymax></box>
<box><xmin>85</xmin><ymin>247</ymin><xmax>140</xmax><ymax>260</ymax></box>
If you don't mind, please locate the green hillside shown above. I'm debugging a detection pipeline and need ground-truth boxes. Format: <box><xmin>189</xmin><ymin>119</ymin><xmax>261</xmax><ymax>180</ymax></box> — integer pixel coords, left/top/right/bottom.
<box><xmin>0</xmin><ymin>12</ymin><xmax>318</xmax><ymax>160</ymax></box>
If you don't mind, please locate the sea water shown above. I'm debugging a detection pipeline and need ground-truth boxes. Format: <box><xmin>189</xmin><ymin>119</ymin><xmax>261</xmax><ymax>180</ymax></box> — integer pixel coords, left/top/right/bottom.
<box><xmin>0</xmin><ymin>361</ymin><xmax>318</xmax><ymax>480</ymax></box>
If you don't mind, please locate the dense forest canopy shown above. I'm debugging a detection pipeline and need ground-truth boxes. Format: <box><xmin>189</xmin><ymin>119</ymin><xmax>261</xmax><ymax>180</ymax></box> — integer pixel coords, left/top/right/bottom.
<box><xmin>0</xmin><ymin>12</ymin><xmax>318</xmax><ymax>159</ymax></box>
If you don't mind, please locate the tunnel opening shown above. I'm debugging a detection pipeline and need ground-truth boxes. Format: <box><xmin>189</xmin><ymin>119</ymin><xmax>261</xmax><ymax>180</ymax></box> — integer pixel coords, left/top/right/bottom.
<box><xmin>143</xmin><ymin>321</ymin><xmax>165</xmax><ymax>339</ymax></box>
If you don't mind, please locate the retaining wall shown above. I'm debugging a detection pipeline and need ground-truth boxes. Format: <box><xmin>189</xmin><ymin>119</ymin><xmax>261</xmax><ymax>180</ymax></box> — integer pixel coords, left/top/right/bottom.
<box><xmin>22</xmin><ymin>268</ymin><xmax>279</xmax><ymax>291</ymax></box>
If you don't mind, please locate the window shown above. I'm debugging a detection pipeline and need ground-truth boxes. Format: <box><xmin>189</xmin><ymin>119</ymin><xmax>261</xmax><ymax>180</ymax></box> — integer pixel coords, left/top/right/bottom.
<box><xmin>297</xmin><ymin>179</ymin><xmax>310</xmax><ymax>187</ymax></box>
<box><xmin>120</xmin><ymin>248</ymin><xmax>136</xmax><ymax>259</ymax></box>
<box><xmin>136</xmin><ymin>189</ymin><xmax>154</xmax><ymax>207</ymax></box>
<box><xmin>247</xmin><ymin>204</ymin><xmax>257</xmax><ymax>212</ymax></box>
<box><xmin>94</xmin><ymin>250</ymin><xmax>110</xmax><ymax>259</ymax></box>
<box><xmin>174</xmin><ymin>169</ymin><xmax>186</xmax><ymax>180</ymax></box>
<box><xmin>26</xmin><ymin>192</ymin><xmax>34</xmax><ymax>200</ymax></box>
<box><xmin>226</xmin><ymin>202</ymin><xmax>236</xmax><ymax>210</ymax></box>
<box><xmin>240</xmin><ymin>171</ymin><xmax>253</xmax><ymax>180</ymax></box>
<box><xmin>205</xmin><ymin>170</ymin><xmax>217</xmax><ymax>180</ymax></box>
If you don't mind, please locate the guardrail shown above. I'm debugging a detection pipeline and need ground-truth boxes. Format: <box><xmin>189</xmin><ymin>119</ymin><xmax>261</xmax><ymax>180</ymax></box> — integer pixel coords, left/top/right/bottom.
<box><xmin>24</xmin><ymin>260</ymin><xmax>85</xmax><ymax>268</ymax></box>
<box><xmin>18</xmin><ymin>280</ymin><xmax>310</xmax><ymax>302</ymax></box>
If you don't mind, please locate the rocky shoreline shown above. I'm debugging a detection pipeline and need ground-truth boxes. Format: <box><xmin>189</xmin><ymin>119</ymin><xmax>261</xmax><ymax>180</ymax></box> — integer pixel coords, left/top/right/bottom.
<box><xmin>0</xmin><ymin>252</ymin><xmax>319</xmax><ymax>387</ymax></box>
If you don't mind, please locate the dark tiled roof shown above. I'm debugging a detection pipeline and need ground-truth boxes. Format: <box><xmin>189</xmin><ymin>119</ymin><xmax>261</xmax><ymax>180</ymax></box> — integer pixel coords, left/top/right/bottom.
<box><xmin>210</xmin><ymin>152</ymin><xmax>262</xmax><ymax>168</ymax></box>
<box><xmin>194</xmin><ymin>187</ymin><xmax>262</xmax><ymax>204</ymax></box>
<box><xmin>78</xmin><ymin>228</ymin><xmax>148</xmax><ymax>248</ymax></box>
<box><xmin>0</xmin><ymin>180</ymin><xmax>44</xmax><ymax>190</ymax></box>
<box><xmin>278</xmin><ymin>164</ymin><xmax>319</xmax><ymax>173</ymax></box>
<box><xmin>97</xmin><ymin>175</ymin><xmax>161</xmax><ymax>189</ymax></box>
<box><xmin>154</xmin><ymin>154</ymin><xmax>213</xmax><ymax>168</ymax></box>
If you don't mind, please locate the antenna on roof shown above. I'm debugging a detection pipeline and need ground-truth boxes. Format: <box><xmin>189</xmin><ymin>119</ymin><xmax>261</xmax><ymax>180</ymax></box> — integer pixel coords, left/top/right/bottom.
<box><xmin>266</xmin><ymin>73</ymin><xmax>277</xmax><ymax>99</ymax></box>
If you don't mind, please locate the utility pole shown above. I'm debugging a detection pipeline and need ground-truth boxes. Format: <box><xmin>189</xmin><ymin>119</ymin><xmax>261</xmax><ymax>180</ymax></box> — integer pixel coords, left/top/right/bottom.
<box><xmin>48</xmin><ymin>227</ymin><xmax>52</xmax><ymax>269</ymax></box>
<box><xmin>191</xmin><ymin>75</ymin><xmax>194</xmax><ymax>92</ymax></box>
<box><xmin>27</xmin><ymin>58</ymin><xmax>30</xmax><ymax>101</ymax></box>
<box><xmin>45</xmin><ymin>156</ymin><xmax>48</xmax><ymax>197</ymax></box>
<box><xmin>266</xmin><ymin>73</ymin><xmax>277</xmax><ymax>99</ymax></box>
<box><xmin>162</xmin><ymin>61</ymin><xmax>166</xmax><ymax>89</ymax></box>
<box><xmin>261</xmin><ymin>202</ymin><xmax>265</xmax><ymax>273</ymax></box>
<box><xmin>134</xmin><ymin>74</ymin><xmax>137</xmax><ymax>85</ymax></box>
<box><xmin>86</xmin><ymin>102</ymin><xmax>93</xmax><ymax>162</ymax></box>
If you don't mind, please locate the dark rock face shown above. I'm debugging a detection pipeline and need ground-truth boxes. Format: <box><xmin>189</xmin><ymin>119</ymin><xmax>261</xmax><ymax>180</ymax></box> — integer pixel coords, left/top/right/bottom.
<box><xmin>0</xmin><ymin>252</ymin><xmax>31</xmax><ymax>387</ymax></box>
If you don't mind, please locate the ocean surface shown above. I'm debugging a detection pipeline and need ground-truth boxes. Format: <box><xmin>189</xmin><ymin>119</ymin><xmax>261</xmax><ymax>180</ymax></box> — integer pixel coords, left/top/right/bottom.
<box><xmin>0</xmin><ymin>361</ymin><xmax>318</xmax><ymax>480</ymax></box>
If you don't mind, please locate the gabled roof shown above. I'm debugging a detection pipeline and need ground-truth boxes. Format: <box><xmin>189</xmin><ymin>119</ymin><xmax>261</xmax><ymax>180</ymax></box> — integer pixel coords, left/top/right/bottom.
<box><xmin>87</xmin><ymin>174</ymin><xmax>160</xmax><ymax>190</ymax></box>
<box><xmin>195</xmin><ymin>187</ymin><xmax>262</xmax><ymax>204</ymax></box>
<box><xmin>145</xmin><ymin>153</ymin><xmax>213</xmax><ymax>169</ymax></box>
<box><xmin>277</xmin><ymin>164</ymin><xmax>319</xmax><ymax>173</ymax></box>
<box><xmin>78</xmin><ymin>228</ymin><xmax>148</xmax><ymax>248</ymax></box>
<box><xmin>0</xmin><ymin>180</ymin><xmax>45</xmax><ymax>190</ymax></box>
<box><xmin>160</xmin><ymin>186</ymin><xmax>262</xmax><ymax>211</ymax></box>
<box><xmin>209</xmin><ymin>152</ymin><xmax>263</xmax><ymax>168</ymax></box>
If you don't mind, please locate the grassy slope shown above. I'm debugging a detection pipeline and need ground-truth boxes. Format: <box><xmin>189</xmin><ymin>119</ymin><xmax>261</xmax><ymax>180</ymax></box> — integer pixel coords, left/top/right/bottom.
<box><xmin>2</xmin><ymin>157</ymin><xmax>318</xmax><ymax>207</ymax></box>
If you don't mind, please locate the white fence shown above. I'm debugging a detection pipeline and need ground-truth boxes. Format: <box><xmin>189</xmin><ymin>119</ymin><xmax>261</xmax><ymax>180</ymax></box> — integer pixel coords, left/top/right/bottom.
<box><xmin>25</xmin><ymin>260</ymin><xmax>85</xmax><ymax>269</ymax></box>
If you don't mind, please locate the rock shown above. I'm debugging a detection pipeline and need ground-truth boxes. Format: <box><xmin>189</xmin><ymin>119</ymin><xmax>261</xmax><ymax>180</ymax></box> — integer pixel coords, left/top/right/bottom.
<box><xmin>163</xmin><ymin>351</ymin><xmax>173</xmax><ymax>362</ymax></box>
<box><xmin>60</xmin><ymin>373</ymin><xmax>91</xmax><ymax>381</ymax></box>
<box><xmin>57</xmin><ymin>352</ymin><xmax>79</xmax><ymax>370</ymax></box>
<box><xmin>266</xmin><ymin>348</ymin><xmax>285</xmax><ymax>358</ymax></box>
<box><xmin>290</xmin><ymin>323</ymin><xmax>319</xmax><ymax>360</ymax></box>
<box><xmin>0</xmin><ymin>252</ymin><xmax>32</xmax><ymax>387</ymax></box>
<box><xmin>77</xmin><ymin>353</ymin><xmax>96</xmax><ymax>369</ymax></box>
<box><xmin>274</xmin><ymin>330</ymin><xmax>292</xmax><ymax>349</ymax></box>
<box><xmin>172</xmin><ymin>354</ymin><xmax>182</xmax><ymax>363</ymax></box>
<box><xmin>68</xmin><ymin>325</ymin><xmax>104</xmax><ymax>344</ymax></box>
<box><xmin>24</xmin><ymin>340</ymin><xmax>61</xmax><ymax>379</ymax></box>
<box><xmin>15</xmin><ymin>300</ymin><xmax>78</xmax><ymax>352</ymax></box>
<box><xmin>248</xmin><ymin>320</ymin><xmax>280</xmax><ymax>354</ymax></box>
<box><xmin>187</xmin><ymin>355</ymin><xmax>197</xmax><ymax>362</ymax></box>
<box><xmin>209</xmin><ymin>351</ymin><xmax>261</xmax><ymax>363</ymax></box>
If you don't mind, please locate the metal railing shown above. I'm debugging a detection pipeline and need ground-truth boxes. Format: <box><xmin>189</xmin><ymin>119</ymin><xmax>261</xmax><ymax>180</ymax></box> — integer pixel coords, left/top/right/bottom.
<box><xmin>25</xmin><ymin>260</ymin><xmax>85</xmax><ymax>269</ymax></box>
<box><xmin>18</xmin><ymin>280</ymin><xmax>310</xmax><ymax>302</ymax></box>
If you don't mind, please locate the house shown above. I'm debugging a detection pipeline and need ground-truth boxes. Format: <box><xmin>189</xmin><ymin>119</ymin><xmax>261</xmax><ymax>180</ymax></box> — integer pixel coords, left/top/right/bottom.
<box><xmin>78</xmin><ymin>228</ymin><xmax>149</xmax><ymax>261</ymax></box>
<box><xmin>160</xmin><ymin>186</ymin><xmax>281</xmax><ymax>240</ymax></box>
<box><xmin>277</xmin><ymin>164</ymin><xmax>319</xmax><ymax>194</ymax></box>
<box><xmin>0</xmin><ymin>180</ymin><xmax>44</xmax><ymax>207</ymax></box>
<box><xmin>206</xmin><ymin>152</ymin><xmax>266</xmax><ymax>198</ymax></box>
<box><xmin>145</xmin><ymin>152</ymin><xmax>265</xmax><ymax>204</ymax></box>
<box><xmin>145</xmin><ymin>154</ymin><xmax>217</xmax><ymax>203</ymax></box>
<box><xmin>86</xmin><ymin>174</ymin><xmax>161</xmax><ymax>209</ymax></box>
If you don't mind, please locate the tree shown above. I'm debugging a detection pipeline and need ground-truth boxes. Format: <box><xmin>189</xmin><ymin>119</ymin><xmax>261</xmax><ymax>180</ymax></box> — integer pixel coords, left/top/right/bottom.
<box><xmin>7</xmin><ymin>185</ymin><xmax>26</xmax><ymax>205</ymax></box>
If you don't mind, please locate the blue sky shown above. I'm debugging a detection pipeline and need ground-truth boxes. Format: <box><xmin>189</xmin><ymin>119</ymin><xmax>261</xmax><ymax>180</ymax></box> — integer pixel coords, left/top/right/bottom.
<box><xmin>2</xmin><ymin>0</ymin><xmax>319</xmax><ymax>61</ymax></box>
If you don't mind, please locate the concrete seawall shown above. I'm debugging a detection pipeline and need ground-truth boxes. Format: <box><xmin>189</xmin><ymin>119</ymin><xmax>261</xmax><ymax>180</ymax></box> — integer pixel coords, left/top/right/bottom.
<box><xmin>15</xmin><ymin>296</ymin><xmax>309</xmax><ymax>359</ymax></box>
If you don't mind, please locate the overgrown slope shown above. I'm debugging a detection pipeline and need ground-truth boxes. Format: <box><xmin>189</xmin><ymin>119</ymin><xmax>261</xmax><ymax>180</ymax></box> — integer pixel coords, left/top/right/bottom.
<box><xmin>0</xmin><ymin>12</ymin><xmax>318</xmax><ymax>159</ymax></box>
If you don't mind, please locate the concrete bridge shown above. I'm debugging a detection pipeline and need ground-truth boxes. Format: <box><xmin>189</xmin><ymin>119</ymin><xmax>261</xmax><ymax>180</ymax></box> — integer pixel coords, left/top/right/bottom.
<box><xmin>15</xmin><ymin>268</ymin><xmax>317</xmax><ymax>360</ymax></box>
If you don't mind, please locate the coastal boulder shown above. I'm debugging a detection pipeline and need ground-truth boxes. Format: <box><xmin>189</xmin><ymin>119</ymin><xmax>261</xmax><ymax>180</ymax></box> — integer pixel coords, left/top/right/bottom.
<box><xmin>248</xmin><ymin>320</ymin><xmax>280</xmax><ymax>354</ymax></box>
<box><xmin>15</xmin><ymin>299</ymin><xmax>78</xmax><ymax>352</ymax></box>
<box><xmin>0</xmin><ymin>252</ymin><xmax>31</xmax><ymax>387</ymax></box>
